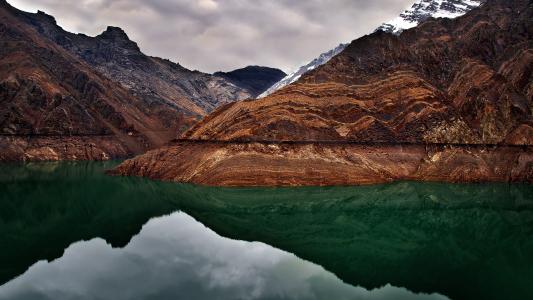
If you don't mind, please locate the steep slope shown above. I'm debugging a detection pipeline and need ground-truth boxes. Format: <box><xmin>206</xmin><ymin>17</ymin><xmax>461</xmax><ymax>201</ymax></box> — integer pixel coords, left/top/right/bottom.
<box><xmin>113</xmin><ymin>0</ymin><xmax>533</xmax><ymax>186</ymax></box>
<box><xmin>15</xmin><ymin>7</ymin><xmax>252</xmax><ymax>118</ymax></box>
<box><xmin>0</xmin><ymin>1</ymin><xmax>190</xmax><ymax>160</ymax></box>
<box><xmin>258</xmin><ymin>44</ymin><xmax>347</xmax><ymax>98</ymax></box>
<box><xmin>261</xmin><ymin>0</ymin><xmax>483</xmax><ymax>98</ymax></box>
<box><xmin>214</xmin><ymin>66</ymin><xmax>286</xmax><ymax>98</ymax></box>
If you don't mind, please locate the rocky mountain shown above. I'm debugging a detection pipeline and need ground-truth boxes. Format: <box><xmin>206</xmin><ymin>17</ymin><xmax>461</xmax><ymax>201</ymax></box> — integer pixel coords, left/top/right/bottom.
<box><xmin>260</xmin><ymin>0</ymin><xmax>483</xmax><ymax>98</ymax></box>
<box><xmin>113</xmin><ymin>0</ymin><xmax>533</xmax><ymax>186</ymax></box>
<box><xmin>16</xmin><ymin>8</ymin><xmax>252</xmax><ymax>118</ymax></box>
<box><xmin>214</xmin><ymin>66</ymin><xmax>286</xmax><ymax>98</ymax></box>
<box><xmin>258</xmin><ymin>44</ymin><xmax>347</xmax><ymax>98</ymax></box>
<box><xmin>0</xmin><ymin>0</ymin><xmax>260</xmax><ymax>161</ymax></box>
<box><xmin>377</xmin><ymin>0</ymin><xmax>482</xmax><ymax>33</ymax></box>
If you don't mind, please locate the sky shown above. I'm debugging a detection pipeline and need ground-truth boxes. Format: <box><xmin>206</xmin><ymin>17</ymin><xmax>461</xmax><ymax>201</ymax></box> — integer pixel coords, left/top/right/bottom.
<box><xmin>7</xmin><ymin>0</ymin><xmax>414</xmax><ymax>73</ymax></box>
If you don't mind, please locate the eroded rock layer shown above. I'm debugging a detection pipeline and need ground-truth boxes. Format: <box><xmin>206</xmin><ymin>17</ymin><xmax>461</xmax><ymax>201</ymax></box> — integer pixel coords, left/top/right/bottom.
<box><xmin>111</xmin><ymin>141</ymin><xmax>532</xmax><ymax>186</ymax></box>
<box><xmin>185</xmin><ymin>0</ymin><xmax>532</xmax><ymax>145</ymax></box>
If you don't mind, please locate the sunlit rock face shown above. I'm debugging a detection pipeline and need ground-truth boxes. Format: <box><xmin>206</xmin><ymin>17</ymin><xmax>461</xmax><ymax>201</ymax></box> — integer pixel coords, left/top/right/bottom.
<box><xmin>112</xmin><ymin>0</ymin><xmax>533</xmax><ymax>186</ymax></box>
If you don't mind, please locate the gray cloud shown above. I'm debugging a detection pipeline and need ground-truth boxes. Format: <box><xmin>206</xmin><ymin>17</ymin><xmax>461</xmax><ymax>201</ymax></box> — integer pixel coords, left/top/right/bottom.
<box><xmin>7</xmin><ymin>0</ymin><xmax>413</xmax><ymax>73</ymax></box>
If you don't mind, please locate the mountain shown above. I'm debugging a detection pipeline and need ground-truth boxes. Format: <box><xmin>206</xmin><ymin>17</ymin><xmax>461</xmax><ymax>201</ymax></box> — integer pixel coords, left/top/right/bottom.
<box><xmin>377</xmin><ymin>0</ymin><xmax>482</xmax><ymax>33</ymax></box>
<box><xmin>0</xmin><ymin>1</ymin><xmax>254</xmax><ymax>161</ymax></box>
<box><xmin>258</xmin><ymin>44</ymin><xmax>347</xmax><ymax>98</ymax></box>
<box><xmin>112</xmin><ymin>0</ymin><xmax>533</xmax><ymax>186</ymax></box>
<box><xmin>260</xmin><ymin>0</ymin><xmax>483</xmax><ymax>98</ymax></box>
<box><xmin>15</xmin><ymin>8</ymin><xmax>252</xmax><ymax>118</ymax></box>
<box><xmin>214</xmin><ymin>66</ymin><xmax>286</xmax><ymax>98</ymax></box>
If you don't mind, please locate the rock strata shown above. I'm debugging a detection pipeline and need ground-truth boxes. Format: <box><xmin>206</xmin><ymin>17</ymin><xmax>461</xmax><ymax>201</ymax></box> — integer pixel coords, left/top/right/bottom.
<box><xmin>110</xmin><ymin>141</ymin><xmax>532</xmax><ymax>186</ymax></box>
<box><xmin>113</xmin><ymin>0</ymin><xmax>533</xmax><ymax>186</ymax></box>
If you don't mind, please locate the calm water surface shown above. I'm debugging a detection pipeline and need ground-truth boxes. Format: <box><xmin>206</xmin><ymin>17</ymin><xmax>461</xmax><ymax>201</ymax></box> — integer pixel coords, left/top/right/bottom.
<box><xmin>0</xmin><ymin>161</ymin><xmax>532</xmax><ymax>300</ymax></box>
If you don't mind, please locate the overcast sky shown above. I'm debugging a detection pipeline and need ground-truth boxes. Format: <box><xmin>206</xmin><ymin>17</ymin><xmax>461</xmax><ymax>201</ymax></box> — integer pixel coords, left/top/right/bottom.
<box><xmin>8</xmin><ymin>0</ymin><xmax>413</xmax><ymax>73</ymax></box>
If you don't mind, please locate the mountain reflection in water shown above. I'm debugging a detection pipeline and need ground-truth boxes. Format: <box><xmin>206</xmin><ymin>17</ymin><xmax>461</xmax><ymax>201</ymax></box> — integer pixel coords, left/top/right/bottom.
<box><xmin>0</xmin><ymin>161</ymin><xmax>532</xmax><ymax>300</ymax></box>
<box><xmin>0</xmin><ymin>212</ymin><xmax>447</xmax><ymax>300</ymax></box>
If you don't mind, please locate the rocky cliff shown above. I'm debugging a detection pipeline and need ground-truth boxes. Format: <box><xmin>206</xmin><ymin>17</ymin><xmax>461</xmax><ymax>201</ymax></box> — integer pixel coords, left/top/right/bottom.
<box><xmin>0</xmin><ymin>1</ymin><xmax>260</xmax><ymax>161</ymax></box>
<box><xmin>113</xmin><ymin>0</ymin><xmax>533</xmax><ymax>186</ymax></box>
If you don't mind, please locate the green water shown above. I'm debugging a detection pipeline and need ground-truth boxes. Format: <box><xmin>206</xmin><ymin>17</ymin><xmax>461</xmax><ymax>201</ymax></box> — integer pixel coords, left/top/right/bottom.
<box><xmin>0</xmin><ymin>161</ymin><xmax>532</xmax><ymax>300</ymax></box>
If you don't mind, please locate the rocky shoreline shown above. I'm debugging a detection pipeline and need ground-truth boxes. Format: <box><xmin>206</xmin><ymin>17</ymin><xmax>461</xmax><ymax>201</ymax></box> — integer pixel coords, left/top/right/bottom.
<box><xmin>0</xmin><ymin>136</ymin><xmax>136</xmax><ymax>162</ymax></box>
<box><xmin>109</xmin><ymin>141</ymin><xmax>532</xmax><ymax>186</ymax></box>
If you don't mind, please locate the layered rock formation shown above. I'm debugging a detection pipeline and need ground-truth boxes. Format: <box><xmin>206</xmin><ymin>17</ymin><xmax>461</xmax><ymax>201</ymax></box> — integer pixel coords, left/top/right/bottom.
<box><xmin>0</xmin><ymin>1</ymin><xmax>271</xmax><ymax>161</ymax></box>
<box><xmin>214</xmin><ymin>66</ymin><xmax>286</xmax><ymax>98</ymax></box>
<box><xmin>0</xmin><ymin>2</ymin><xmax>186</xmax><ymax>160</ymax></box>
<box><xmin>113</xmin><ymin>0</ymin><xmax>533</xmax><ymax>186</ymax></box>
<box><xmin>261</xmin><ymin>0</ymin><xmax>483</xmax><ymax>98</ymax></box>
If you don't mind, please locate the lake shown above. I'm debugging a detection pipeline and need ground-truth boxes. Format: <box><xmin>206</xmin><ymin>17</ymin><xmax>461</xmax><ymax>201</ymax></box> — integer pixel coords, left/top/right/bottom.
<box><xmin>0</xmin><ymin>161</ymin><xmax>532</xmax><ymax>300</ymax></box>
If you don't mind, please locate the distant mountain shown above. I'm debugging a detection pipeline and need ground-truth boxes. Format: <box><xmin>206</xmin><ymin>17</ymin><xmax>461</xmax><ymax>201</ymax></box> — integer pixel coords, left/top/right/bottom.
<box><xmin>258</xmin><ymin>44</ymin><xmax>346</xmax><ymax>98</ymax></box>
<box><xmin>0</xmin><ymin>0</ymin><xmax>251</xmax><ymax>161</ymax></box>
<box><xmin>214</xmin><ymin>66</ymin><xmax>286</xmax><ymax>98</ymax></box>
<box><xmin>17</xmin><ymin>10</ymin><xmax>252</xmax><ymax>118</ymax></box>
<box><xmin>260</xmin><ymin>0</ymin><xmax>483</xmax><ymax>98</ymax></box>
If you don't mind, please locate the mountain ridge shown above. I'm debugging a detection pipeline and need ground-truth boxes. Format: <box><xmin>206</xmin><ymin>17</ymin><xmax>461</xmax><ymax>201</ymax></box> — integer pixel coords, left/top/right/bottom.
<box><xmin>260</xmin><ymin>0</ymin><xmax>484</xmax><ymax>98</ymax></box>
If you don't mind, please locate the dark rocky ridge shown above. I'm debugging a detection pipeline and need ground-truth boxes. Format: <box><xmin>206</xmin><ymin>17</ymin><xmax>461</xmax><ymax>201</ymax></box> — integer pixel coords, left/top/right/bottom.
<box><xmin>15</xmin><ymin>6</ymin><xmax>252</xmax><ymax>118</ymax></box>
<box><xmin>214</xmin><ymin>66</ymin><xmax>286</xmax><ymax>97</ymax></box>
<box><xmin>113</xmin><ymin>0</ymin><xmax>533</xmax><ymax>186</ymax></box>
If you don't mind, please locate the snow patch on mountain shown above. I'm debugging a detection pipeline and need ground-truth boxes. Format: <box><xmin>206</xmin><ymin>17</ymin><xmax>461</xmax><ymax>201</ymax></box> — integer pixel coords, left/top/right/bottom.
<box><xmin>258</xmin><ymin>43</ymin><xmax>347</xmax><ymax>98</ymax></box>
<box><xmin>259</xmin><ymin>0</ymin><xmax>482</xmax><ymax>98</ymax></box>
<box><xmin>377</xmin><ymin>0</ymin><xmax>482</xmax><ymax>33</ymax></box>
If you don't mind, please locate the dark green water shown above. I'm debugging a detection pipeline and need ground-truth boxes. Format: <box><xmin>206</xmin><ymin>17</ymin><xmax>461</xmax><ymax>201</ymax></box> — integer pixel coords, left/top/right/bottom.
<box><xmin>0</xmin><ymin>161</ymin><xmax>532</xmax><ymax>300</ymax></box>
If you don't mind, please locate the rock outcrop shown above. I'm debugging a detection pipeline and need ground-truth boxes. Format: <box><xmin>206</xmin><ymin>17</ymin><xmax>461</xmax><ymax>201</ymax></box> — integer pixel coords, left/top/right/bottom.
<box><xmin>113</xmin><ymin>0</ymin><xmax>533</xmax><ymax>186</ymax></box>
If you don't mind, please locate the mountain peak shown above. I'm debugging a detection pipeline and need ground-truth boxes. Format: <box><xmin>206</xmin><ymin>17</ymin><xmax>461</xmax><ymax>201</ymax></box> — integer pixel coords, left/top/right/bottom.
<box><xmin>97</xmin><ymin>26</ymin><xmax>140</xmax><ymax>51</ymax></box>
<box><xmin>377</xmin><ymin>0</ymin><xmax>483</xmax><ymax>33</ymax></box>
<box><xmin>99</xmin><ymin>26</ymin><xmax>130</xmax><ymax>41</ymax></box>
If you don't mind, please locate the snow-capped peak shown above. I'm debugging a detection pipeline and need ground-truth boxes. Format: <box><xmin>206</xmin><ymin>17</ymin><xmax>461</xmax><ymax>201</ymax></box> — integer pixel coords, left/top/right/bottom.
<box><xmin>258</xmin><ymin>43</ymin><xmax>347</xmax><ymax>98</ymax></box>
<box><xmin>259</xmin><ymin>0</ymin><xmax>482</xmax><ymax>98</ymax></box>
<box><xmin>377</xmin><ymin>0</ymin><xmax>482</xmax><ymax>33</ymax></box>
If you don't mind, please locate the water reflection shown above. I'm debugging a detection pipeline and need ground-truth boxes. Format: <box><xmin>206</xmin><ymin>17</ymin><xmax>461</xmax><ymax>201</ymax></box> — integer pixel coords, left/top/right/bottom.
<box><xmin>0</xmin><ymin>212</ymin><xmax>447</xmax><ymax>300</ymax></box>
<box><xmin>0</xmin><ymin>162</ymin><xmax>532</xmax><ymax>299</ymax></box>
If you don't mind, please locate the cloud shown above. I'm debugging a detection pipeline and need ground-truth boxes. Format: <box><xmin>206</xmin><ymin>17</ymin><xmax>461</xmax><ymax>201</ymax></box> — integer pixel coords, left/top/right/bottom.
<box><xmin>7</xmin><ymin>0</ymin><xmax>414</xmax><ymax>73</ymax></box>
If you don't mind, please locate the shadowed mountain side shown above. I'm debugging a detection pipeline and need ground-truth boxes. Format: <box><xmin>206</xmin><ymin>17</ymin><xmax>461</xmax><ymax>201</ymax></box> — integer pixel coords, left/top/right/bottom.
<box><xmin>215</xmin><ymin>66</ymin><xmax>286</xmax><ymax>98</ymax></box>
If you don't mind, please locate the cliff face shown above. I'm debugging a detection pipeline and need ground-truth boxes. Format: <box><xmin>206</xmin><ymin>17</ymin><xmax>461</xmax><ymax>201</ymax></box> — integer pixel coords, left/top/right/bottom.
<box><xmin>113</xmin><ymin>0</ymin><xmax>533</xmax><ymax>186</ymax></box>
